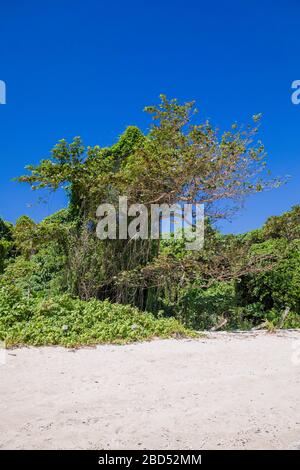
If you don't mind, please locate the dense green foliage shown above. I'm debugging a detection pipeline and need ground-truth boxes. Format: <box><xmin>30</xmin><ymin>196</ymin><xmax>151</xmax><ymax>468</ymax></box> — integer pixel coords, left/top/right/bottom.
<box><xmin>0</xmin><ymin>218</ymin><xmax>13</xmax><ymax>274</ymax></box>
<box><xmin>160</xmin><ymin>206</ymin><xmax>300</xmax><ymax>330</ymax></box>
<box><xmin>0</xmin><ymin>287</ymin><xmax>194</xmax><ymax>347</ymax></box>
<box><xmin>233</xmin><ymin>208</ymin><xmax>300</xmax><ymax>328</ymax></box>
<box><xmin>0</xmin><ymin>96</ymin><xmax>298</xmax><ymax>346</ymax></box>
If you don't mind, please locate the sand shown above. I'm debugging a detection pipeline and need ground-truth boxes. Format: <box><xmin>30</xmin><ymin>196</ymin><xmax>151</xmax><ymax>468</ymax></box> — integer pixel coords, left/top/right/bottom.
<box><xmin>1</xmin><ymin>330</ymin><xmax>300</xmax><ymax>450</ymax></box>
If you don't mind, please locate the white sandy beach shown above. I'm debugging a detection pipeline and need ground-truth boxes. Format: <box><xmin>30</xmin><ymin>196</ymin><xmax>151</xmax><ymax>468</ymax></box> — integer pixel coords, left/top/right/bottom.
<box><xmin>1</xmin><ymin>331</ymin><xmax>300</xmax><ymax>450</ymax></box>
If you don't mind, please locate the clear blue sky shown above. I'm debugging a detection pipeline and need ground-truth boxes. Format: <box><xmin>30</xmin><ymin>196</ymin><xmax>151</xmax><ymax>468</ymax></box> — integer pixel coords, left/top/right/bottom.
<box><xmin>0</xmin><ymin>0</ymin><xmax>299</xmax><ymax>233</ymax></box>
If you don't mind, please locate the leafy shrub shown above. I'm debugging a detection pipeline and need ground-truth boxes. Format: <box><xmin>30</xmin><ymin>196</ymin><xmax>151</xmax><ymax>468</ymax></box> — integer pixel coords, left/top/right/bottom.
<box><xmin>0</xmin><ymin>239</ymin><xmax>12</xmax><ymax>274</ymax></box>
<box><xmin>177</xmin><ymin>282</ymin><xmax>236</xmax><ymax>330</ymax></box>
<box><xmin>236</xmin><ymin>239</ymin><xmax>300</xmax><ymax>314</ymax></box>
<box><xmin>0</xmin><ymin>218</ymin><xmax>13</xmax><ymax>273</ymax></box>
<box><xmin>0</xmin><ymin>250</ymin><xmax>65</xmax><ymax>296</ymax></box>
<box><xmin>229</xmin><ymin>302</ymin><xmax>266</xmax><ymax>329</ymax></box>
<box><xmin>0</xmin><ymin>288</ymin><xmax>195</xmax><ymax>347</ymax></box>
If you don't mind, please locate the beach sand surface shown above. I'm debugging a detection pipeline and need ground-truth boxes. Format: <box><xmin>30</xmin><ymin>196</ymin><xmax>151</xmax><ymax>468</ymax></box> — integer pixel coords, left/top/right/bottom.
<box><xmin>1</xmin><ymin>330</ymin><xmax>300</xmax><ymax>450</ymax></box>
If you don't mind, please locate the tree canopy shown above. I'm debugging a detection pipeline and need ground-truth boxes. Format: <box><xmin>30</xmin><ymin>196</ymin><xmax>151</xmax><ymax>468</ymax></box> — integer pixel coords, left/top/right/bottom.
<box><xmin>18</xmin><ymin>95</ymin><xmax>280</xmax><ymax>221</ymax></box>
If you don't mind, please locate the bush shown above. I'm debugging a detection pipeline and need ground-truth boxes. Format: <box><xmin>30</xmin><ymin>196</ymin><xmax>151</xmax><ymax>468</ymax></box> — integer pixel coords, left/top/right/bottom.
<box><xmin>0</xmin><ymin>288</ymin><xmax>195</xmax><ymax>347</ymax></box>
<box><xmin>0</xmin><ymin>250</ymin><xmax>65</xmax><ymax>296</ymax></box>
<box><xmin>0</xmin><ymin>218</ymin><xmax>13</xmax><ymax>273</ymax></box>
<box><xmin>236</xmin><ymin>239</ymin><xmax>300</xmax><ymax>314</ymax></box>
<box><xmin>176</xmin><ymin>282</ymin><xmax>236</xmax><ymax>330</ymax></box>
<box><xmin>229</xmin><ymin>302</ymin><xmax>266</xmax><ymax>329</ymax></box>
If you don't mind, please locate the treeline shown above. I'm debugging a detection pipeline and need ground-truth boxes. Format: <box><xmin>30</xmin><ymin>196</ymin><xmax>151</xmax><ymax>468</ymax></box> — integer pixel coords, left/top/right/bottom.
<box><xmin>0</xmin><ymin>96</ymin><xmax>299</xmax><ymax>345</ymax></box>
<box><xmin>1</xmin><ymin>205</ymin><xmax>299</xmax><ymax>337</ymax></box>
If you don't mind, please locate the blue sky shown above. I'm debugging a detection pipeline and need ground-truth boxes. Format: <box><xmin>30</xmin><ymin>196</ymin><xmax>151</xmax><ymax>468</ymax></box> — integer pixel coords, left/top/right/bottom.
<box><xmin>0</xmin><ymin>0</ymin><xmax>299</xmax><ymax>233</ymax></box>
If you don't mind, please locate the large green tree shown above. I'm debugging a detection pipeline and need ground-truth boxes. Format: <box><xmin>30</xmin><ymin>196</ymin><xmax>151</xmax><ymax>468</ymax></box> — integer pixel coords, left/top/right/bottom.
<box><xmin>17</xmin><ymin>95</ymin><xmax>280</xmax><ymax>306</ymax></box>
